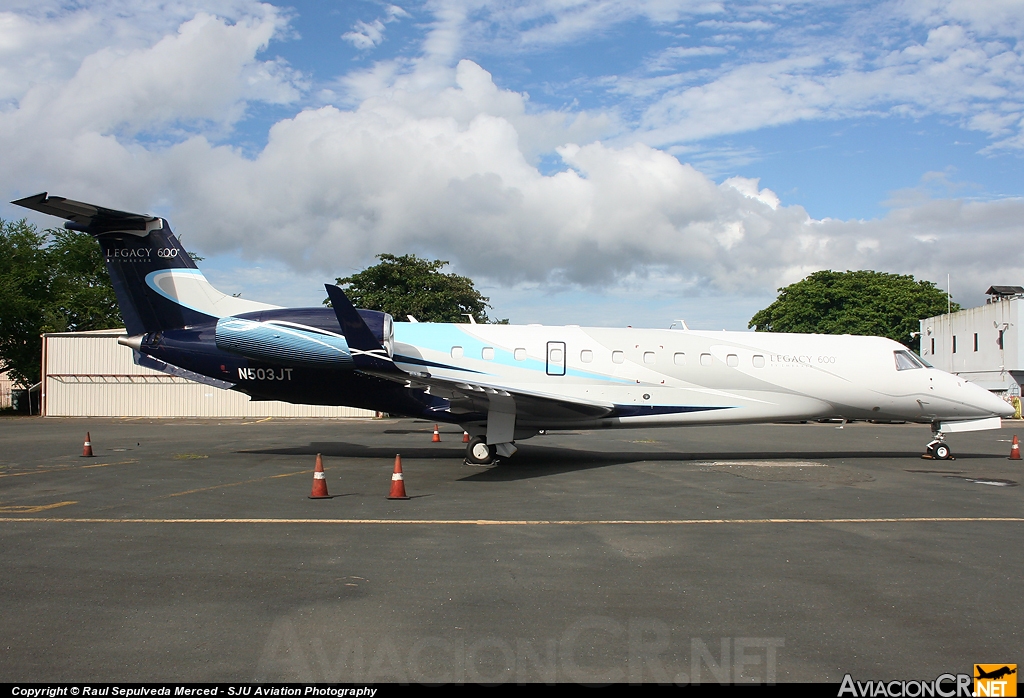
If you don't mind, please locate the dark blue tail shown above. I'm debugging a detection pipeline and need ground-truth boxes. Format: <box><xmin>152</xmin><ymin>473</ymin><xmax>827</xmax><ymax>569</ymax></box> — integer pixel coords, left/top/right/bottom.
<box><xmin>12</xmin><ymin>193</ymin><xmax>259</xmax><ymax>335</ymax></box>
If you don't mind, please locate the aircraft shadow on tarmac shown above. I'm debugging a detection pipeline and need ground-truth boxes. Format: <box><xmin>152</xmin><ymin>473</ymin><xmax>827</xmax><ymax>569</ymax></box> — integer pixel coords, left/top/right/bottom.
<box><xmin>238</xmin><ymin>442</ymin><xmax>1007</xmax><ymax>481</ymax></box>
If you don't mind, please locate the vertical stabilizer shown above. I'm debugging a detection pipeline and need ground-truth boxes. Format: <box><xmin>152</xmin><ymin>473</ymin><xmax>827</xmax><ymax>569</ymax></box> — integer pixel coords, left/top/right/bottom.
<box><xmin>11</xmin><ymin>193</ymin><xmax>276</xmax><ymax>335</ymax></box>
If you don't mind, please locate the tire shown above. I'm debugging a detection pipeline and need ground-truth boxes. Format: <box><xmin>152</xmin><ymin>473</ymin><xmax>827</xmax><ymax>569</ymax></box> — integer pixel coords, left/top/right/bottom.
<box><xmin>933</xmin><ymin>443</ymin><xmax>952</xmax><ymax>460</ymax></box>
<box><xmin>466</xmin><ymin>437</ymin><xmax>495</xmax><ymax>465</ymax></box>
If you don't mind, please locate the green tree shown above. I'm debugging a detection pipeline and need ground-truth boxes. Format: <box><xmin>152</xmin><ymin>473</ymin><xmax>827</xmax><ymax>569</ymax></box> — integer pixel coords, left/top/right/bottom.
<box><xmin>749</xmin><ymin>270</ymin><xmax>957</xmax><ymax>348</ymax></box>
<box><xmin>328</xmin><ymin>253</ymin><xmax>506</xmax><ymax>323</ymax></box>
<box><xmin>0</xmin><ymin>218</ymin><xmax>121</xmax><ymax>386</ymax></box>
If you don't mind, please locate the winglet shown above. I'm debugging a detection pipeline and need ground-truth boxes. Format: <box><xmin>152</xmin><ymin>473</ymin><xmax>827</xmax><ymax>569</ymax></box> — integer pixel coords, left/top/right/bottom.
<box><xmin>325</xmin><ymin>284</ymin><xmax>399</xmax><ymax>372</ymax></box>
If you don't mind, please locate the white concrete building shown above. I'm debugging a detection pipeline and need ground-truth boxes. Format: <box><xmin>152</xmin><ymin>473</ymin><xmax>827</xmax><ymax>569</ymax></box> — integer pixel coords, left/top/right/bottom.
<box><xmin>41</xmin><ymin>329</ymin><xmax>375</xmax><ymax>418</ymax></box>
<box><xmin>919</xmin><ymin>286</ymin><xmax>1023</xmax><ymax>396</ymax></box>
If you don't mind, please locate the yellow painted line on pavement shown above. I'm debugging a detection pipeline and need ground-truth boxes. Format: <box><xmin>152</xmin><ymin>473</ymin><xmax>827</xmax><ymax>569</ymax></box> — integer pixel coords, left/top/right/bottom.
<box><xmin>0</xmin><ymin>501</ymin><xmax>77</xmax><ymax>514</ymax></box>
<box><xmin>0</xmin><ymin>459</ymin><xmax>138</xmax><ymax>478</ymax></box>
<box><xmin>82</xmin><ymin>459</ymin><xmax>139</xmax><ymax>469</ymax></box>
<box><xmin>0</xmin><ymin>516</ymin><xmax>1020</xmax><ymax>524</ymax></box>
<box><xmin>162</xmin><ymin>469</ymin><xmax>312</xmax><ymax>498</ymax></box>
<box><xmin>241</xmin><ymin>417</ymin><xmax>274</xmax><ymax>425</ymax></box>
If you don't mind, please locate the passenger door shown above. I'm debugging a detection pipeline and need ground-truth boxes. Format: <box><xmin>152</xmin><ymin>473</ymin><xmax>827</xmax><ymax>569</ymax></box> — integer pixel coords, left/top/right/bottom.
<box><xmin>546</xmin><ymin>341</ymin><xmax>566</xmax><ymax>376</ymax></box>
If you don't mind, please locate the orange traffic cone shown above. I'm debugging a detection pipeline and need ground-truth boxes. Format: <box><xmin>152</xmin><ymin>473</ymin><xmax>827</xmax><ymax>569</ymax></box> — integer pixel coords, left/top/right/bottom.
<box><xmin>432</xmin><ymin>425</ymin><xmax>441</xmax><ymax>442</ymax></box>
<box><xmin>309</xmin><ymin>453</ymin><xmax>330</xmax><ymax>499</ymax></box>
<box><xmin>81</xmin><ymin>432</ymin><xmax>94</xmax><ymax>458</ymax></box>
<box><xmin>388</xmin><ymin>454</ymin><xmax>410</xmax><ymax>500</ymax></box>
<box><xmin>463</xmin><ymin>431</ymin><xmax>470</xmax><ymax>443</ymax></box>
<box><xmin>1010</xmin><ymin>435</ymin><xmax>1021</xmax><ymax>461</ymax></box>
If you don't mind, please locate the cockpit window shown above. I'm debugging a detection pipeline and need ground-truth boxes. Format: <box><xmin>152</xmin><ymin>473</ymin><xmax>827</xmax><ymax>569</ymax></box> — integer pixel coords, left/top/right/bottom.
<box><xmin>894</xmin><ymin>349</ymin><xmax>925</xmax><ymax>371</ymax></box>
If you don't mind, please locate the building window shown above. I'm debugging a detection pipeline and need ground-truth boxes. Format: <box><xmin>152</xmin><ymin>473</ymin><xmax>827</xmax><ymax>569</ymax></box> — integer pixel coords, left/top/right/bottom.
<box><xmin>998</xmin><ymin>330</ymin><xmax>1005</xmax><ymax>350</ymax></box>
<box><xmin>952</xmin><ymin>336</ymin><xmax>957</xmax><ymax>354</ymax></box>
<box><xmin>974</xmin><ymin>333</ymin><xmax>979</xmax><ymax>352</ymax></box>
<box><xmin>930</xmin><ymin>338</ymin><xmax>935</xmax><ymax>355</ymax></box>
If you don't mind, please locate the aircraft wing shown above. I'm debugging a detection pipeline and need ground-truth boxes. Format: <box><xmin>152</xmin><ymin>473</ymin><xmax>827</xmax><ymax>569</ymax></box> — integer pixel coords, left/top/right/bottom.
<box><xmin>399</xmin><ymin>372</ymin><xmax>616</xmax><ymax>422</ymax></box>
<box><xmin>324</xmin><ymin>284</ymin><xmax>614</xmax><ymax>425</ymax></box>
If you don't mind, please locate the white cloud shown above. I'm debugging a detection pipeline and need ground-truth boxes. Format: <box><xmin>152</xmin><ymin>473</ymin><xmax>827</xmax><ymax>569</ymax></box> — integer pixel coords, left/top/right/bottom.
<box><xmin>344</xmin><ymin>20</ymin><xmax>387</xmax><ymax>50</ymax></box>
<box><xmin>2</xmin><ymin>0</ymin><xmax>1023</xmax><ymax>318</ymax></box>
<box><xmin>722</xmin><ymin>176</ymin><xmax>780</xmax><ymax>209</ymax></box>
<box><xmin>695</xmin><ymin>19</ymin><xmax>774</xmax><ymax>31</ymax></box>
<box><xmin>898</xmin><ymin>0</ymin><xmax>1024</xmax><ymax>37</ymax></box>
<box><xmin>645</xmin><ymin>45</ymin><xmax>729</xmax><ymax>72</ymax></box>
<box><xmin>342</xmin><ymin>5</ymin><xmax>410</xmax><ymax>50</ymax></box>
<box><xmin>630</xmin><ymin>18</ymin><xmax>1024</xmax><ymax>150</ymax></box>
<box><xmin>0</xmin><ymin>1</ymin><xmax>287</xmax><ymax>105</ymax></box>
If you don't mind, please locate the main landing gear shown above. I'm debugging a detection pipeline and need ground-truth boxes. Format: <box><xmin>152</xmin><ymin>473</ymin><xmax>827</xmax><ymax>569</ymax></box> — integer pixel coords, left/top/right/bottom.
<box><xmin>464</xmin><ymin>436</ymin><xmax>519</xmax><ymax>466</ymax></box>
<box><xmin>465</xmin><ymin>436</ymin><xmax>496</xmax><ymax>466</ymax></box>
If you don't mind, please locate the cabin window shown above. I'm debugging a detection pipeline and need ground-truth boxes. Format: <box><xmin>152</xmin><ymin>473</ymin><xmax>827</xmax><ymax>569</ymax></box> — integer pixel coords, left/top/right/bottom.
<box><xmin>612</xmin><ymin>351</ymin><xmax>624</xmax><ymax>364</ymax></box>
<box><xmin>451</xmin><ymin>346</ymin><xmax>464</xmax><ymax>359</ymax></box>
<box><xmin>726</xmin><ymin>354</ymin><xmax>739</xmax><ymax>367</ymax></box>
<box><xmin>514</xmin><ymin>348</ymin><xmax>526</xmax><ymax>361</ymax></box>
<box><xmin>643</xmin><ymin>351</ymin><xmax>655</xmax><ymax>364</ymax></box>
<box><xmin>673</xmin><ymin>353</ymin><xmax>685</xmax><ymax>365</ymax></box>
<box><xmin>549</xmin><ymin>347</ymin><xmax>563</xmax><ymax>363</ymax></box>
<box><xmin>894</xmin><ymin>350</ymin><xmax>925</xmax><ymax>371</ymax></box>
<box><xmin>580</xmin><ymin>350</ymin><xmax>593</xmax><ymax>363</ymax></box>
<box><xmin>752</xmin><ymin>355</ymin><xmax>765</xmax><ymax>368</ymax></box>
<box><xmin>481</xmin><ymin>347</ymin><xmax>494</xmax><ymax>360</ymax></box>
<box><xmin>700</xmin><ymin>353</ymin><xmax>712</xmax><ymax>366</ymax></box>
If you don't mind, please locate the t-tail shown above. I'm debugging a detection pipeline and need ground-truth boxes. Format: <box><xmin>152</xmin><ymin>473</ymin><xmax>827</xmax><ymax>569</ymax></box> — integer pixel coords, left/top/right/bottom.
<box><xmin>11</xmin><ymin>193</ymin><xmax>276</xmax><ymax>335</ymax></box>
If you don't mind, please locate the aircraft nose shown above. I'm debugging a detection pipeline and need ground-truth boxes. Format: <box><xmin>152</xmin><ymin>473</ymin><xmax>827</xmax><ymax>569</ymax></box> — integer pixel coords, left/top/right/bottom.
<box><xmin>968</xmin><ymin>382</ymin><xmax>1015</xmax><ymax>418</ymax></box>
<box><xmin>993</xmin><ymin>395</ymin><xmax>1016</xmax><ymax>418</ymax></box>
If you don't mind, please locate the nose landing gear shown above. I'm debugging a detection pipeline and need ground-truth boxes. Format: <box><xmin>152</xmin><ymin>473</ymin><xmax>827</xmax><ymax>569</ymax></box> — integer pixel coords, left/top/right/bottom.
<box><xmin>923</xmin><ymin>429</ymin><xmax>954</xmax><ymax>460</ymax></box>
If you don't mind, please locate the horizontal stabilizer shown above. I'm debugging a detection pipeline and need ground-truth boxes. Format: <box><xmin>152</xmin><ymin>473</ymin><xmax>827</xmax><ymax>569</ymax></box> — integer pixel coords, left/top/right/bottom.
<box><xmin>134</xmin><ymin>351</ymin><xmax>236</xmax><ymax>390</ymax></box>
<box><xmin>12</xmin><ymin>192</ymin><xmax>158</xmax><ymax>234</ymax></box>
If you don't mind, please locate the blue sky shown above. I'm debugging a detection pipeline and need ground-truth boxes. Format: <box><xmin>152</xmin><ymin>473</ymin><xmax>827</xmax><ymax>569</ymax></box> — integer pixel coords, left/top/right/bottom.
<box><xmin>1</xmin><ymin>0</ymin><xmax>1023</xmax><ymax>329</ymax></box>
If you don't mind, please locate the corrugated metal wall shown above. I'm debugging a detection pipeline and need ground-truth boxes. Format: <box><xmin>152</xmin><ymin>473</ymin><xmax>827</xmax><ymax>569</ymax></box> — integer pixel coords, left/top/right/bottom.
<box><xmin>43</xmin><ymin>331</ymin><xmax>375</xmax><ymax>418</ymax></box>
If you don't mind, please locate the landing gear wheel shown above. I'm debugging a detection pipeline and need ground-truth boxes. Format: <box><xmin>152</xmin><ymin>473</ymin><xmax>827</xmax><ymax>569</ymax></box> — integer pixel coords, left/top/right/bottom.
<box><xmin>465</xmin><ymin>437</ymin><xmax>496</xmax><ymax>466</ymax></box>
<box><xmin>932</xmin><ymin>442</ymin><xmax>953</xmax><ymax>460</ymax></box>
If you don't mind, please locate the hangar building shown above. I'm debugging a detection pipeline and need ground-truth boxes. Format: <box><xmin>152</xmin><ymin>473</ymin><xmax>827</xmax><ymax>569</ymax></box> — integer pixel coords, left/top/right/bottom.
<box><xmin>41</xmin><ymin>329</ymin><xmax>374</xmax><ymax>418</ymax></box>
<box><xmin>920</xmin><ymin>286</ymin><xmax>1023</xmax><ymax>397</ymax></box>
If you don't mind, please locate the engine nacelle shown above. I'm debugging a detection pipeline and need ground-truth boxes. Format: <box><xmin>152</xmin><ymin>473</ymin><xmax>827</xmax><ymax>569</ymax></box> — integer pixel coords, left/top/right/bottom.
<box><xmin>214</xmin><ymin>306</ymin><xmax>393</xmax><ymax>368</ymax></box>
<box><xmin>216</xmin><ymin>317</ymin><xmax>354</xmax><ymax>367</ymax></box>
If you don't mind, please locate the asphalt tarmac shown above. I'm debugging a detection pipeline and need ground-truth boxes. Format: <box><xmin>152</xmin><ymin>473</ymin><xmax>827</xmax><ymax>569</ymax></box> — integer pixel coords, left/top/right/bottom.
<box><xmin>0</xmin><ymin>416</ymin><xmax>1021</xmax><ymax>684</ymax></box>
